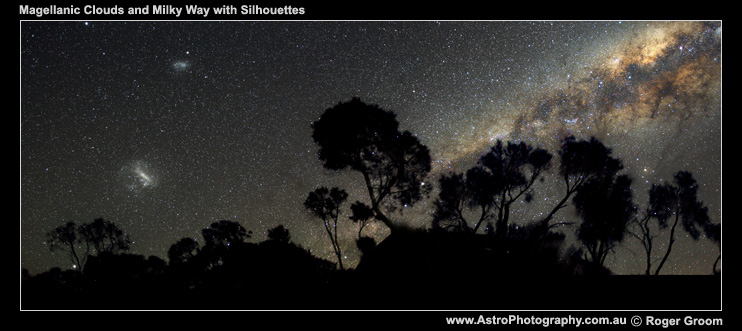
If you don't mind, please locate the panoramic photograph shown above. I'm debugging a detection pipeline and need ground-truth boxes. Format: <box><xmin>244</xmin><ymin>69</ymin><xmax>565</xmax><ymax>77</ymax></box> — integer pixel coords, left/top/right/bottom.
<box><xmin>21</xmin><ymin>16</ymin><xmax>721</xmax><ymax>318</ymax></box>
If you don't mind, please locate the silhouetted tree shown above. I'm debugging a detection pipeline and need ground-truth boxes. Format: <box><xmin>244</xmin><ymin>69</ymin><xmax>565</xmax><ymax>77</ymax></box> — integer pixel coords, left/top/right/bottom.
<box><xmin>45</xmin><ymin>218</ymin><xmax>131</xmax><ymax>272</ymax></box>
<box><xmin>168</xmin><ymin>237</ymin><xmax>201</xmax><ymax>265</ymax></box>
<box><xmin>432</xmin><ymin>140</ymin><xmax>552</xmax><ymax>235</ymax></box>
<box><xmin>304</xmin><ymin>186</ymin><xmax>348</xmax><ymax>270</ymax></box>
<box><xmin>478</xmin><ymin>140</ymin><xmax>552</xmax><ymax>235</ymax></box>
<box><xmin>267</xmin><ymin>224</ymin><xmax>291</xmax><ymax>243</ymax></box>
<box><xmin>539</xmin><ymin>136</ymin><xmax>623</xmax><ymax>230</ymax></box>
<box><xmin>629</xmin><ymin>172</ymin><xmax>714</xmax><ymax>276</ymax></box>
<box><xmin>630</xmin><ymin>209</ymin><xmax>658</xmax><ymax>275</ymax></box>
<box><xmin>311</xmin><ymin>97</ymin><xmax>432</xmax><ymax>232</ymax></box>
<box><xmin>432</xmin><ymin>172</ymin><xmax>476</xmax><ymax>233</ymax></box>
<box><xmin>45</xmin><ymin>221</ymin><xmax>86</xmax><ymax>271</ymax></box>
<box><xmin>646</xmin><ymin>171</ymin><xmax>712</xmax><ymax>275</ymax></box>
<box><xmin>573</xmin><ymin>173</ymin><xmax>635</xmax><ymax>268</ymax></box>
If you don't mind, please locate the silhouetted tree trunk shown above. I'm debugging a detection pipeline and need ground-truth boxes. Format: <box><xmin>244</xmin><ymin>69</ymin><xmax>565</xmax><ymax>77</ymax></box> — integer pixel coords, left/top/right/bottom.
<box><xmin>654</xmin><ymin>213</ymin><xmax>679</xmax><ymax>275</ymax></box>
<box><xmin>638</xmin><ymin>213</ymin><xmax>654</xmax><ymax>276</ymax></box>
<box><xmin>705</xmin><ymin>222</ymin><xmax>720</xmax><ymax>275</ymax></box>
<box><xmin>646</xmin><ymin>171</ymin><xmax>713</xmax><ymax>275</ymax></box>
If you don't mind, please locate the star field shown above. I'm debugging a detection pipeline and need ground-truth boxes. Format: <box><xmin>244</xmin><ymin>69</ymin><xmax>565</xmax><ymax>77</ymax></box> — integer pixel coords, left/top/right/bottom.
<box><xmin>21</xmin><ymin>21</ymin><xmax>721</xmax><ymax>275</ymax></box>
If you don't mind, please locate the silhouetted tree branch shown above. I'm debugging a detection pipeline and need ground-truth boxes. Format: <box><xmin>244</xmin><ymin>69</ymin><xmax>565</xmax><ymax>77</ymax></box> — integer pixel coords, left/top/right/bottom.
<box><xmin>539</xmin><ymin>136</ymin><xmax>623</xmax><ymax>230</ymax></box>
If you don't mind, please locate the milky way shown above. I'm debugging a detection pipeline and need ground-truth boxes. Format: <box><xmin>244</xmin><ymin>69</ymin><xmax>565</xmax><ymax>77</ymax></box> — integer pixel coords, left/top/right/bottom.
<box><xmin>436</xmin><ymin>22</ymin><xmax>720</xmax><ymax>165</ymax></box>
<box><xmin>21</xmin><ymin>21</ymin><xmax>721</xmax><ymax>275</ymax></box>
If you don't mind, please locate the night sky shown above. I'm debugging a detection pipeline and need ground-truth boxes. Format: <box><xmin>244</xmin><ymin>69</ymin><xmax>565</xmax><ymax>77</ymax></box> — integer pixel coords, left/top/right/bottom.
<box><xmin>20</xmin><ymin>20</ymin><xmax>721</xmax><ymax>276</ymax></box>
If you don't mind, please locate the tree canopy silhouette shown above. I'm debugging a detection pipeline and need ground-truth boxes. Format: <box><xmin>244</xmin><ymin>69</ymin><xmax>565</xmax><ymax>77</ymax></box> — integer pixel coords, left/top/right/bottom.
<box><xmin>311</xmin><ymin>97</ymin><xmax>432</xmax><ymax>233</ymax></box>
<box><xmin>432</xmin><ymin>136</ymin><xmax>620</xmax><ymax>237</ymax></box>
<box><xmin>432</xmin><ymin>139</ymin><xmax>552</xmax><ymax>235</ymax></box>
<box><xmin>573</xmin><ymin>172</ymin><xmax>634</xmax><ymax>268</ymax></box>
<box><xmin>78</xmin><ymin>218</ymin><xmax>132</xmax><ymax>254</ymax></box>
<box><xmin>44</xmin><ymin>218</ymin><xmax>131</xmax><ymax>272</ymax></box>
<box><xmin>45</xmin><ymin>222</ymin><xmax>85</xmax><ymax>271</ymax></box>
